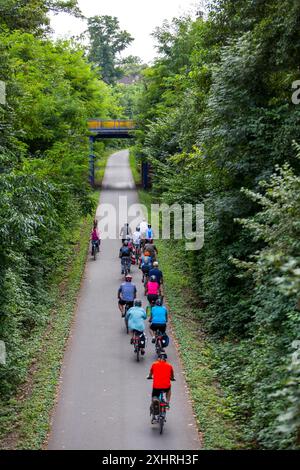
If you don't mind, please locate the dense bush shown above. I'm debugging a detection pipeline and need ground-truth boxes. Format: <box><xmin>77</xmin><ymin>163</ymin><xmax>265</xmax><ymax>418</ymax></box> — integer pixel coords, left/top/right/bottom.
<box><xmin>0</xmin><ymin>2</ymin><xmax>119</xmax><ymax>398</ymax></box>
<box><xmin>135</xmin><ymin>1</ymin><xmax>300</xmax><ymax>448</ymax></box>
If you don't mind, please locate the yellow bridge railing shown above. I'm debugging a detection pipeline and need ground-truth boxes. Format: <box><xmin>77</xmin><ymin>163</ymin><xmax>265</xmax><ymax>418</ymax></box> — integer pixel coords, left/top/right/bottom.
<box><xmin>88</xmin><ymin>119</ymin><xmax>136</xmax><ymax>131</ymax></box>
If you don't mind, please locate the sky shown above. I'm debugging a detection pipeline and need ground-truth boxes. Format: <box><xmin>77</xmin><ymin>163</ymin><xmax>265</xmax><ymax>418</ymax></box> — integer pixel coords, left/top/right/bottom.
<box><xmin>50</xmin><ymin>0</ymin><xmax>203</xmax><ymax>63</ymax></box>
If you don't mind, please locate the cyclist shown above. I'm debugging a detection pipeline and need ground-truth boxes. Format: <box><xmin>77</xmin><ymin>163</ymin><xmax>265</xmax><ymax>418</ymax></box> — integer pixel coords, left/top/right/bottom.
<box><xmin>146</xmin><ymin>224</ymin><xmax>154</xmax><ymax>242</ymax></box>
<box><xmin>144</xmin><ymin>240</ymin><xmax>158</xmax><ymax>262</ymax></box>
<box><xmin>149</xmin><ymin>261</ymin><xmax>163</xmax><ymax>286</ymax></box>
<box><xmin>140</xmin><ymin>252</ymin><xmax>152</xmax><ymax>285</ymax></box>
<box><xmin>146</xmin><ymin>275</ymin><xmax>160</xmax><ymax>305</ymax></box>
<box><xmin>126</xmin><ymin>235</ymin><xmax>134</xmax><ymax>250</ymax></box>
<box><xmin>93</xmin><ymin>219</ymin><xmax>101</xmax><ymax>249</ymax></box>
<box><xmin>147</xmin><ymin>353</ymin><xmax>175</xmax><ymax>406</ymax></box>
<box><xmin>140</xmin><ymin>218</ymin><xmax>148</xmax><ymax>238</ymax></box>
<box><xmin>120</xmin><ymin>223</ymin><xmax>132</xmax><ymax>243</ymax></box>
<box><xmin>119</xmin><ymin>240</ymin><xmax>132</xmax><ymax>274</ymax></box>
<box><xmin>149</xmin><ymin>298</ymin><xmax>168</xmax><ymax>342</ymax></box>
<box><xmin>126</xmin><ymin>300</ymin><xmax>147</xmax><ymax>355</ymax></box>
<box><xmin>91</xmin><ymin>223</ymin><xmax>100</xmax><ymax>254</ymax></box>
<box><xmin>118</xmin><ymin>274</ymin><xmax>136</xmax><ymax>317</ymax></box>
<box><xmin>132</xmin><ymin>226</ymin><xmax>142</xmax><ymax>259</ymax></box>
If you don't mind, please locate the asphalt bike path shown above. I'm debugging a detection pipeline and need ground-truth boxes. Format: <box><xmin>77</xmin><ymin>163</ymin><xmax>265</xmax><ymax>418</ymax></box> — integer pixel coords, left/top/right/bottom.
<box><xmin>48</xmin><ymin>150</ymin><xmax>200</xmax><ymax>450</ymax></box>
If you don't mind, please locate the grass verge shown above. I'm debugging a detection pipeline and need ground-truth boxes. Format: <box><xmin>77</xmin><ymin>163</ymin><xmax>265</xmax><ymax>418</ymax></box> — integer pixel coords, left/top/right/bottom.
<box><xmin>139</xmin><ymin>190</ymin><xmax>244</xmax><ymax>449</ymax></box>
<box><xmin>129</xmin><ymin>147</ymin><xmax>141</xmax><ymax>186</ymax></box>
<box><xmin>94</xmin><ymin>146</ymin><xmax>114</xmax><ymax>187</ymax></box>
<box><xmin>0</xmin><ymin>191</ymin><xmax>100</xmax><ymax>450</ymax></box>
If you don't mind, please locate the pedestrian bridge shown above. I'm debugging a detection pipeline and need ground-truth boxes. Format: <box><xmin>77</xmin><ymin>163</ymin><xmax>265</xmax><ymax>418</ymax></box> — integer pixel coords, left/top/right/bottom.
<box><xmin>88</xmin><ymin>119</ymin><xmax>136</xmax><ymax>139</ymax></box>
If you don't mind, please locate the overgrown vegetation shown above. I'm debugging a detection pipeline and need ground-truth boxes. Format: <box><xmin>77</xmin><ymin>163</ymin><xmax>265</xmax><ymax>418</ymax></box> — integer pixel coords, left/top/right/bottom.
<box><xmin>134</xmin><ymin>0</ymin><xmax>300</xmax><ymax>449</ymax></box>
<box><xmin>0</xmin><ymin>1</ymin><xmax>120</xmax><ymax>414</ymax></box>
<box><xmin>0</xmin><ymin>202</ymin><xmax>97</xmax><ymax>449</ymax></box>
<box><xmin>139</xmin><ymin>190</ymin><xmax>243</xmax><ymax>449</ymax></box>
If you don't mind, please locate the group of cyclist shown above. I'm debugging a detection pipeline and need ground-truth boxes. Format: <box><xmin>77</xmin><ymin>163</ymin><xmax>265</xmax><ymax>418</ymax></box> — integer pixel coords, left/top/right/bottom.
<box><xmin>90</xmin><ymin>217</ymin><xmax>175</xmax><ymax>409</ymax></box>
<box><xmin>117</xmin><ymin>219</ymin><xmax>175</xmax><ymax>408</ymax></box>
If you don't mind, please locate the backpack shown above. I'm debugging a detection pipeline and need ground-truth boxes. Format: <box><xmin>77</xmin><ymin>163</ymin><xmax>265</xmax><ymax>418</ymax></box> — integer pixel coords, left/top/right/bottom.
<box><xmin>121</xmin><ymin>246</ymin><xmax>130</xmax><ymax>257</ymax></box>
<box><xmin>151</xmin><ymin>397</ymin><xmax>160</xmax><ymax>416</ymax></box>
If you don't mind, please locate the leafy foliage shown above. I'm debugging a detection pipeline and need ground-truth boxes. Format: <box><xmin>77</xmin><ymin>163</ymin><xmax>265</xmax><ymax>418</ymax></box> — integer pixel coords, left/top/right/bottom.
<box><xmin>0</xmin><ymin>7</ymin><xmax>120</xmax><ymax>400</ymax></box>
<box><xmin>134</xmin><ymin>1</ymin><xmax>300</xmax><ymax>448</ymax></box>
<box><xmin>87</xmin><ymin>15</ymin><xmax>134</xmax><ymax>85</ymax></box>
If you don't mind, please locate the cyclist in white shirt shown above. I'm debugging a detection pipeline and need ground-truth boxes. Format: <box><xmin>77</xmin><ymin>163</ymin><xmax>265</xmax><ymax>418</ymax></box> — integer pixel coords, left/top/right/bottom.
<box><xmin>139</xmin><ymin>218</ymin><xmax>148</xmax><ymax>248</ymax></box>
<box><xmin>133</xmin><ymin>226</ymin><xmax>142</xmax><ymax>262</ymax></box>
<box><xmin>133</xmin><ymin>227</ymin><xmax>142</xmax><ymax>246</ymax></box>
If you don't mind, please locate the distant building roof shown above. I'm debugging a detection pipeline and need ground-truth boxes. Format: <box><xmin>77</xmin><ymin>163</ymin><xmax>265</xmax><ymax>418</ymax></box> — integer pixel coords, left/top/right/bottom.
<box><xmin>118</xmin><ymin>74</ymin><xmax>140</xmax><ymax>85</ymax></box>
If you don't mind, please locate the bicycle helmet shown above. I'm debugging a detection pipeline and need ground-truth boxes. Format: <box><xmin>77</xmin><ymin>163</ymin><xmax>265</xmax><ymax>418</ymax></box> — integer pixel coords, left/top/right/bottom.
<box><xmin>155</xmin><ymin>298</ymin><xmax>162</xmax><ymax>306</ymax></box>
<box><xmin>123</xmin><ymin>240</ymin><xmax>129</xmax><ymax>246</ymax></box>
<box><xmin>136</xmin><ymin>226</ymin><xmax>140</xmax><ymax>231</ymax></box>
<box><xmin>125</xmin><ymin>274</ymin><xmax>132</xmax><ymax>281</ymax></box>
<box><xmin>159</xmin><ymin>353</ymin><xmax>168</xmax><ymax>360</ymax></box>
<box><xmin>150</xmin><ymin>275</ymin><xmax>157</xmax><ymax>282</ymax></box>
<box><xmin>134</xmin><ymin>300</ymin><xmax>142</xmax><ymax>307</ymax></box>
<box><xmin>153</xmin><ymin>261</ymin><xmax>159</xmax><ymax>267</ymax></box>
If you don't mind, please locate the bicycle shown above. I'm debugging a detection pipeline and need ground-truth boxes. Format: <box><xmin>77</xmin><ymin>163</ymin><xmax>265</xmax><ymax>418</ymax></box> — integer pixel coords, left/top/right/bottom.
<box><xmin>154</xmin><ymin>329</ymin><xmax>165</xmax><ymax>356</ymax></box>
<box><xmin>147</xmin><ymin>379</ymin><xmax>175</xmax><ymax>435</ymax></box>
<box><xmin>121</xmin><ymin>257</ymin><xmax>131</xmax><ymax>279</ymax></box>
<box><xmin>134</xmin><ymin>244</ymin><xmax>141</xmax><ymax>264</ymax></box>
<box><xmin>132</xmin><ymin>331</ymin><xmax>146</xmax><ymax>362</ymax></box>
<box><xmin>91</xmin><ymin>240</ymin><xmax>98</xmax><ymax>261</ymax></box>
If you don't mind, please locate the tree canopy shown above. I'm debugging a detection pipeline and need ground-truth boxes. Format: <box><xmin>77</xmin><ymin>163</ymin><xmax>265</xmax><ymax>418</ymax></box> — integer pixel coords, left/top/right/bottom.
<box><xmin>87</xmin><ymin>15</ymin><xmax>134</xmax><ymax>85</ymax></box>
<box><xmin>0</xmin><ymin>1</ymin><xmax>120</xmax><ymax>400</ymax></box>
<box><xmin>133</xmin><ymin>0</ymin><xmax>300</xmax><ymax>448</ymax></box>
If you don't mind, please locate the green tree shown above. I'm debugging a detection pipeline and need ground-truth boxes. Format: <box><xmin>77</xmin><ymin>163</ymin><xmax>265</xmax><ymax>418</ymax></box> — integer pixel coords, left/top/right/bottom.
<box><xmin>133</xmin><ymin>0</ymin><xmax>300</xmax><ymax>448</ymax></box>
<box><xmin>0</xmin><ymin>27</ymin><xmax>120</xmax><ymax>399</ymax></box>
<box><xmin>0</xmin><ymin>0</ymin><xmax>81</xmax><ymax>34</ymax></box>
<box><xmin>87</xmin><ymin>15</ymin><xmax>134</xmax><ymax>85</ymax></box>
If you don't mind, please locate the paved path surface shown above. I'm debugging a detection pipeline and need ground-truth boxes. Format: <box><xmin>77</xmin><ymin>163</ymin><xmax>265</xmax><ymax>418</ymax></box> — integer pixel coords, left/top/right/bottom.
<box><xmin>48</xmin><ymin>150</ymin><xmax>201</xmax><ymax>450</ymax></box>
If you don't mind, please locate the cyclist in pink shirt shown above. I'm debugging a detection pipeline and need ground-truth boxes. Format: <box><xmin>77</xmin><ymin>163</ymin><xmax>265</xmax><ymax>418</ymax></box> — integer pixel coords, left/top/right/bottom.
<box><xmin>91</xmin><ymin>220</ymin><xmax>101</xmax><ymax>252</ymax></box>
<box><xmin>146</xmin><ymin>275</ymin><xmax>160</xmax><ymax>305</ymax></box>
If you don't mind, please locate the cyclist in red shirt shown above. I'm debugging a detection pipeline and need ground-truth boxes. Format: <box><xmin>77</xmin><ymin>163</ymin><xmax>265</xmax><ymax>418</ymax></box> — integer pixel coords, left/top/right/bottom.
<box><xmin>147</xmin><ymin>353</ymin><xmax>175</xmax><ymax>405</ymax></box>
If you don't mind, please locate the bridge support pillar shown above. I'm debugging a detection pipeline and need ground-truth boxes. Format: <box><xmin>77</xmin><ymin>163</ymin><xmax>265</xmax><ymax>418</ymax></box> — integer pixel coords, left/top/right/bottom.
<box><xmin>89</xmin><ymin>136</ymin><xmax>95</xmax><ymax>187</ymax></box>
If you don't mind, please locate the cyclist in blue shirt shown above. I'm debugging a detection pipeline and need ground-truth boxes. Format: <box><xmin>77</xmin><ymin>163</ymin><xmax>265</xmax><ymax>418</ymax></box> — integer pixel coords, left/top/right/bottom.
<box><xmin>149</xmin><ymin>298</ymin><xmax>168</xmax><ymax>342</ymax></box>
<box><xmin>118</xmin><ymin>275</ymin><xmax>137</xmax><ymax>317</ymax></box>
<box><xmin>126</xmin><ymin>300</ymin><xmax>147</xmax><ymax>355</ymax></box>
<box><xmin>146</xmin><ymin>224</ymin><xmax>154</xmax><ymax>242</ymax></box>
<box><xmin>149</xmin><ymin>261</ymin><xmax>163</xmax><ymax>285</ymax></box>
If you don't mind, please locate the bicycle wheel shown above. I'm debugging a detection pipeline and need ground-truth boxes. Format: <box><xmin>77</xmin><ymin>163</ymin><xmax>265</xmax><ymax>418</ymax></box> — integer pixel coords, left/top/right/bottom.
<box><xmin>159</xmin><ymin>415</ymin><xmax>164</xmax><ymax>434</ymax></box>
<box><xmin>136</xmin><ymin>347</ymin><xmax>140</xmax><ymax>362</ymax></box>
<box><xmin>156</xmin><ymin>338</ymin><xmax>162</xmax><ymax>356</ymax></box>
<box><xmin>125</xmin><ymin>315</ymin><xmax>129</xmax><ymax>334</ymax></box>
<box><xmin>94</xmin><ymin>246</ymin><xmax>97</xmax><ymax>261</ymax></box>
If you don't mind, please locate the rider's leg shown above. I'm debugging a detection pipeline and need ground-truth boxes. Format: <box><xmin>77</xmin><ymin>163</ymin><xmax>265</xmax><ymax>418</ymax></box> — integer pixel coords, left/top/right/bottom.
<box><xmin>118</xmin><ymin>301</ymin><xmax>124</xmax><ymax>316</ymax></box>
<box><xmin>166</xmin><ymin>388</ymin><xmax>171</xmax><ymax>403</ymax></box>
<box><xmin>150</xmin><ymin>325</ymin><xmax>156</xmax><ymax>342</ymax></box>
